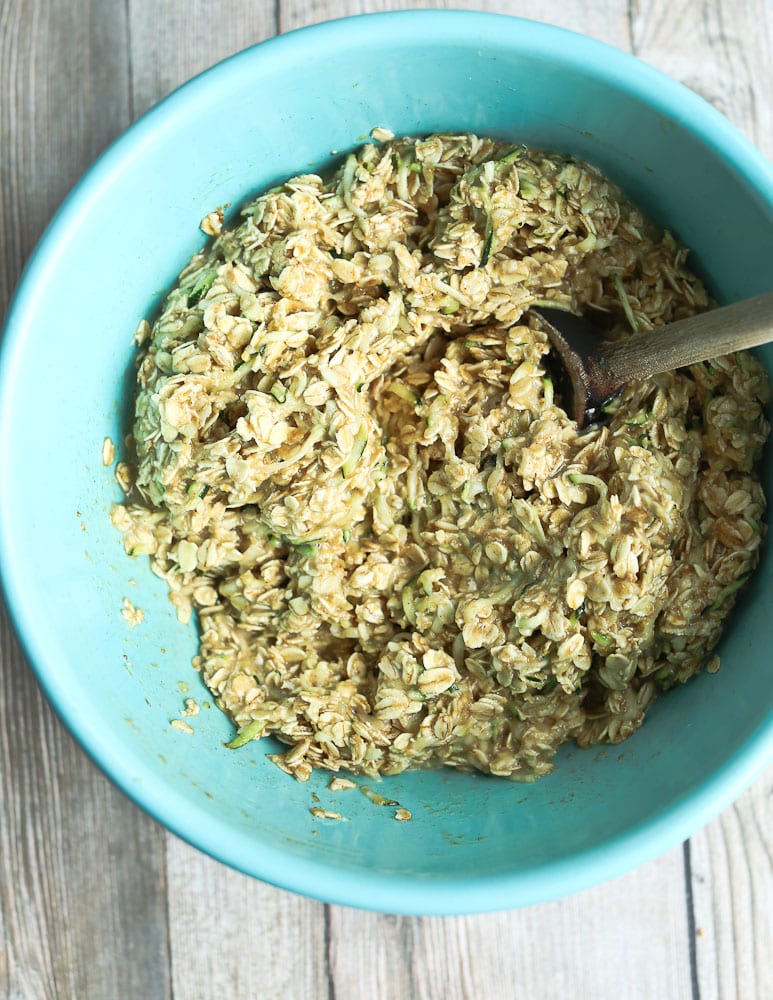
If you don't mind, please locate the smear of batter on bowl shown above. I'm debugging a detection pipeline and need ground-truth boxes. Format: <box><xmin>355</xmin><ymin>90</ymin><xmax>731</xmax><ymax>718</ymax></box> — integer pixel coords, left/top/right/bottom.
<box><xmin>112</xmin><ymin>131</ymin><xmax>770</xmax><ymax>782</ymax></box>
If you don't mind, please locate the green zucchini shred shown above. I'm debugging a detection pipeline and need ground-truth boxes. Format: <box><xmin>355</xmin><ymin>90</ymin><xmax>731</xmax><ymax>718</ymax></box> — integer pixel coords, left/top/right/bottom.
<box><xmin>387</xmin><ymin>382</ymin><xmax>421</xmax><ymax>406</ymax></box>
<box><xmin>480</xmin><ymin>215</ymin><xmax>495</xmax><ymax>267</ymax></box>
<box><xmin>708</xmin><ymin>573</ymin><xmax>751</xmax><ymax>612</ymax></box>
<box><xmin>518</xmin><ymin>174</ymin><xmax>540</xmax><ymax>200</ymax></box>
<box><xmin>401</xmin><ymin>580</ymin><xmax>417</xmax><ymax>626</ymax></box>
<box><xmin>341</xmin><ymin>424</ymin><xmax>369</xmax><ymax>477</ymax></box>
<box><xmin>186</xmin><ymin>268</ymin><xmax>218</xmax><ymax>307</ymax></box>
<box><xmin>601</xmin><ymin>397</ymin><xmax>622</xmax><ymax>415</ymax></box>
<box><xmin>495</xmin><ymin>148</ymin><xmax>523</xmax><ymax>172</ymax></box>
<box><xmin>224</xmin><ymin>719</ymin><xmax>264</xmax><ymax>749</ymax></box>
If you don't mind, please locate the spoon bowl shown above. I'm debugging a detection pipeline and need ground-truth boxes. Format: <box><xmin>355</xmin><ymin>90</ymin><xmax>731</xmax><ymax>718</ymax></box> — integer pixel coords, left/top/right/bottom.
<box><xmin>534</xmin><ymin>292</ymin><xmax>773</xmax><ymax>426</ymax></box>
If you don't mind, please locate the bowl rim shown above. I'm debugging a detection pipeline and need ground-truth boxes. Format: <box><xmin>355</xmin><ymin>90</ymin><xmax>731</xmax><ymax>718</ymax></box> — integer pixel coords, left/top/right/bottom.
<box><xmin>1</xmin><ymin>8</ymin><xmax>772</xmax><ymax>915</ymax></box>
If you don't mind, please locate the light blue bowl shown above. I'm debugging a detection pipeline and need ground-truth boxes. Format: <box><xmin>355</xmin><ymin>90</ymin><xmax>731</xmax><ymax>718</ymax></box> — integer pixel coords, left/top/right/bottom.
<box><xmin>1</xmin><ymin>11</ymin><xmax>771</xmax><ymax>914</ymax></box>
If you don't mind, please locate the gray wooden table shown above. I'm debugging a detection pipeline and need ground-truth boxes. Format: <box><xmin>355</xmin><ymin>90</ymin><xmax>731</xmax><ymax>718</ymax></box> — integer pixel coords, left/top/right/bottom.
<box><xmin>1</xmin><ymin>2</ymin><xmax>771</xmax><ymax>998</ymax></box>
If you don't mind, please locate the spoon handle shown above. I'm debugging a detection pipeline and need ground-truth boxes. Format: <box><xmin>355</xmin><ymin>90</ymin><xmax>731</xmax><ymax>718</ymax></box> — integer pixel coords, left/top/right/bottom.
<box><xmin>601</xmin><ymin>291</ymin><xmax>773</xmax><ymax>383</ymax></box>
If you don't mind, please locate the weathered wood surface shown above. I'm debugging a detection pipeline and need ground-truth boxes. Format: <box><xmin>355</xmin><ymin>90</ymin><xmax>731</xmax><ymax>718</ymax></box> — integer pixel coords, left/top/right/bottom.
<box><xmin>1</xmin><ymin>2</ymin><xmax>770</xmax><ymax>998</ymax></box>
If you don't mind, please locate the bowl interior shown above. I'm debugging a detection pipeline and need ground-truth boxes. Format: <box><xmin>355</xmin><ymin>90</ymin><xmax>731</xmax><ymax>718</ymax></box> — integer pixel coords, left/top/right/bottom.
<box><xmin>1</xmin><ymin>12</ymin><xmax>771</xmax><ymax>914</ymax></box>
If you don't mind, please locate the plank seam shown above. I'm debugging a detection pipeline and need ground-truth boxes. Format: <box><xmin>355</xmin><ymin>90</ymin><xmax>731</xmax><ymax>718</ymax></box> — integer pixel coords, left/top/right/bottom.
<box><xmin>626</xmin><ymin>0</ymin><xmax>639</xmax><ymax>56</ymax></box>
<box><xmin>163</xmin><ymin>836</ymin><xmax>176</xmax><ymax>1000</ymax></box>
<box><xmin>324</xmin><ymin>904</ymin><xmax>336</xmax><ymax>1000</ymax></box>
<box><xmin>683</xmin><ymin>839</ymin><xmax>701</xmax><ymax>1000</ymax></box>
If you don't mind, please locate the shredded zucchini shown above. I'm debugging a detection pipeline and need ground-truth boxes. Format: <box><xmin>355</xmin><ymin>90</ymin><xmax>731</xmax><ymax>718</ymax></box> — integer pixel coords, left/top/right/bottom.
<box><xmin>225</xmin><ymin>719</ymin><xmax>264</xmax><ymax>749</ymax></box>
<box><xmin>341</xmin><ymin>424</ymin><xmax>369</xmax><ymax>478</ymax></box>
<box><xmin>387</xmin><ymin>382</ymin><xmax>421</xmax><ymax>406</ymax></box>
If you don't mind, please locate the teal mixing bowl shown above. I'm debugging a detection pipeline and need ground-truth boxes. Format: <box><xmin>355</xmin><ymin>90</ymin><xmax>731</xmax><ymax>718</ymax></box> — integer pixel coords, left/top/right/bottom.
<box><xmin>1</xmin><ymin>11</ymin><xmax>771</xmax><ymax>914</ymax></box>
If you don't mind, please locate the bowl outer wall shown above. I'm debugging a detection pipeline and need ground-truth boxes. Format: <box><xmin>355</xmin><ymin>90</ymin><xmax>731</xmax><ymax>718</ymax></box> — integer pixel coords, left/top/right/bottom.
<box><xmin>0</xmin><ymin>11</ymin><xmax>772</xmax><ymax>914</ymax></box>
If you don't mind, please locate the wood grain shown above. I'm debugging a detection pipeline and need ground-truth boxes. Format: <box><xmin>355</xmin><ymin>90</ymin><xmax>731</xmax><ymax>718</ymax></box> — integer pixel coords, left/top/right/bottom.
<box><xmin>325</xmin><ymin>844</ymin><xmax>693</xmax><ymax>1000</ymax></box>
<box><xmin>127</xmin><ymin>0</ymin><xmax>278</xmax><ymax>119</ymax></box>
<box><xmin>631</xmin><ymin>0</ymin><xmax>773</xmax><ymax>159</ymax></box>
<box><xmin>629</xmin><ymin>7</ymin><xmax>773</xmax><ymax>997</ymax></box>
<box><xmin>689</xmin><ymin>771</ymin><xmax>772</xmax><ymax>1000</ymax></box>
<box><xmin>162</xmin><ymin>833</ymin><xmax>695</xmax><ymax>1000</ymax></box>
<box><xmin>0</xmin><ymin>0</ymin><xmax>132</xmax><ymax>315</ymax></box>
<box><xmin>165</xmin><ymin>838</ymin><xmax>328</xmax><ymax>1000</ymax></box>
<box><xmin>0</xmin><ymin>608</ymin><xmax>172</xmax><ymax>1000</ymax></box>
<box><xmin>1</xmin><ymin>1</ymin><xmax>771</xmax><ymax>998</ymax></box>
<box><xmin>279</xmin><ymin>0</ymin><xmax>631</xmax><ymax>46</ymax></box>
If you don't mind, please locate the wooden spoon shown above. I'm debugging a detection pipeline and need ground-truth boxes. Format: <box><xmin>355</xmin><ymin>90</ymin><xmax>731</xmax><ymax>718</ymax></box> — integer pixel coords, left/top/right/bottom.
<box><xmin>531</xmin><ymin>292</ymin><xmax>773</xmax><ymax>427</ymax></box>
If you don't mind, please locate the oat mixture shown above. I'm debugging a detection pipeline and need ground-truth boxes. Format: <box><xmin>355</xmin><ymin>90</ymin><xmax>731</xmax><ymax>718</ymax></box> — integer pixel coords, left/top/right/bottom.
<box><xmin>112</xmin><ymin>132</ymin><xmax>770</xmax><ymax>782</ymax></box>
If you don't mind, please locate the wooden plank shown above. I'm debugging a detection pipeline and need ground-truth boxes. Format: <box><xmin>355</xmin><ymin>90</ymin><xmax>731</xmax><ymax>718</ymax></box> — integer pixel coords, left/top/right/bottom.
<box><xmin>0</xmin><ymin>1</ymin><xmax>172</xmax><ymax>997</ymax></box>
<box><xmin>630</xmin><ymin>0</ymin><xmax>773</xmax><ymax>159</ymax></box>
<box><xmin>278</xmin><ymin>0</ymin><xmax>631</xmax><ymax>48</ymax></box>
<box><xmin>631</xmin><ymin>7</ymin><xmax>773</xmax><ymax>997</ymax></box>
<box><xmin>125</xmin><ymin>4</ymin><xmax>336</xmax><ymax>995</ymax></box>
<box><xmin>326</xmin><ymin>846</ymin><xmax>693</xmax><ymax>1000</ymax></box>
<box><xmin>0</xmin><ymin>604</ymin><xmax>172</xmax><ymax>999</ymax></box>
<box><xmin>127</xmin><ymin>0</ymin><xmax>279</xmax><ymax>118</ymax></box>
<box><xmin>0</xmin><ymin>0</ymin><xmax>133</xmax><ymax>312</ymax></box>
<box><xmin>688</xmin><ymin>773</ymin><xmax>772</xmax><ymax>1000</ymax></box>
<box><xmin>165</xmin><ymin>837</ymin><xmax>329</xmax><ymax>1000</ymax></box>
<box><xmin>165</xmin><ymin>837</ymin><xmax>701</xmax><ymax>1000</ymax></box>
